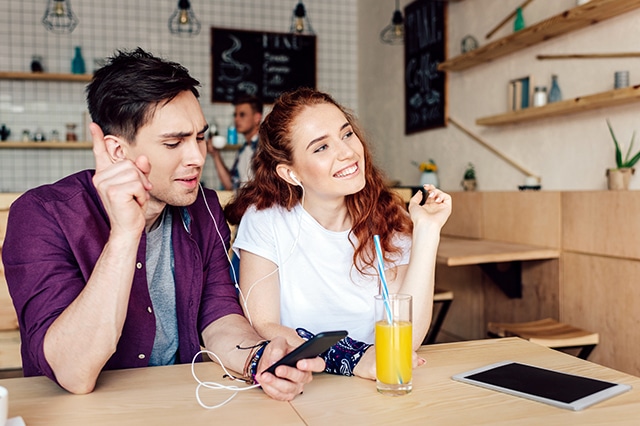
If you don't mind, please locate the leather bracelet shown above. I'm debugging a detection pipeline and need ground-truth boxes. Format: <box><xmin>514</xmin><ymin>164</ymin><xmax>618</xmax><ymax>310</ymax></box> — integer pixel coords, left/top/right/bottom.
<box><xmin>239</xmin><ymin>340</ymin><xmax>270</xmax><ymax>384</ymax></box>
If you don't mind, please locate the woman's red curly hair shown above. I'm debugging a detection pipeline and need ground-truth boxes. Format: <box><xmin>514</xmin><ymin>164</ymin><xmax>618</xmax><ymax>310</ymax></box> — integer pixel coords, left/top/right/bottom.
<box><xmin>224</xmin><ymin>88</ymin><xmax>412</xmax><ymax>276</ymax></box>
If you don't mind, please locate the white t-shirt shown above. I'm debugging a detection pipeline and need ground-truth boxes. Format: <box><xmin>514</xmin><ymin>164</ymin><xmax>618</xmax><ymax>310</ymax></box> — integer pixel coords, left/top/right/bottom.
<box><xmin>233</xmin><ymin>204</ymin><xmax>411</xmax><ymax>343</ymax></box>
<box><xmin>235</xmin><ymin>140</ymin><xmax>255</xmax><ymax>185</ymax></box>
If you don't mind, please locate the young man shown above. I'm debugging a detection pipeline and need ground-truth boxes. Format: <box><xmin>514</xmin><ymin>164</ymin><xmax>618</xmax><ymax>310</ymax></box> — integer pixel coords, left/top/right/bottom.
<box><xmin>2</xmin><ymin>48</ymin><xmax>323</xmax><ymax>398</ymax></box>
<box><xmin>208</xmin><ymin>95</ymin><xmax>263</xmax><ymax>190</ymax></box>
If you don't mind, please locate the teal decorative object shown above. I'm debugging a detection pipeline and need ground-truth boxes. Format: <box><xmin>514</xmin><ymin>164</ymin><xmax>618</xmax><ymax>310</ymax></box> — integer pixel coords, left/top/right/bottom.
<box><xmin>514</xmin><ymin>7</ymin><xmax>525</xmax><ymax>32</ymax></box>
<box><xmin>548</xmin><ymin>75</ymin><xmax>562</xmax><ymax>103</ymax></box>
<box><xmin>71</xmin><ymin>46</ymin><xmax>86</xmax><ymax>74</ymax></box>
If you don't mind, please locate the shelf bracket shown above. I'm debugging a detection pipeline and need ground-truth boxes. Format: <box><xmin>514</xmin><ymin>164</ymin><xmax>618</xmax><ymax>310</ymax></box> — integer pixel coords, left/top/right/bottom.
<box><xmin>479</xmin><ymin>261</ymin><xmax>522</xmax><ymax>299</ymax></box>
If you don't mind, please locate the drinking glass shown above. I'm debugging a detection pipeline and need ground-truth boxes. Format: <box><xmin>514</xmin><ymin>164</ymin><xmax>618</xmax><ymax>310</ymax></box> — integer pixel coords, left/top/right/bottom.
<box><xmin>375</xmin><ymin>293</ymin><xmax>413</xmax><ymax>396</ymax></box>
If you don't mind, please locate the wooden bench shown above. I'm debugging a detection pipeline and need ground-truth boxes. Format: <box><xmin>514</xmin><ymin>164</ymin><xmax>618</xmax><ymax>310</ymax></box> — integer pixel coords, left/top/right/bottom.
<box><xmin>487</xmin><ymin>318</ymin><xmax>599</xmax><ymax>360</ymax></box>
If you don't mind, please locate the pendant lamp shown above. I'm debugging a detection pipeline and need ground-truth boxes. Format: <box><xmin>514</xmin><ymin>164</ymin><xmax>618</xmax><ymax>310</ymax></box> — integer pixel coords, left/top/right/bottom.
<box><xmin>290</xmin><ymin>1</ymin><xmax>314</xmax><ymax>35</ymax></box>
<box><xmin>169</xmin><ymin>0</ymin><xmax>201</xmax><ymax>37</ymax></box>
<box><xmin>42</xmin><ymin>0</ymin><xmax>79</xmax><ymax>34</ymax></box>
<box><xmin>380</xmin><ymin>0</ymin><xmax>404</xmax><ymax>45</ymax></box>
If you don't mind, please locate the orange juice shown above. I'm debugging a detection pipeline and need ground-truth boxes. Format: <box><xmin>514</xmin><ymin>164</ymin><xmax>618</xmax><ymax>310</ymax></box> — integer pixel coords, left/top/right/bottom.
<box><xmin>375</xmin><ymin>320</ymin><xmax>412</xmax><ymax>386</ymax></box>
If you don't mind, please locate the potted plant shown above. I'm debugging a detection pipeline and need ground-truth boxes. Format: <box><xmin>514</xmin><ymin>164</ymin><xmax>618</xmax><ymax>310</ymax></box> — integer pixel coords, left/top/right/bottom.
<box><xmin>461</xmin><ymin>162</ymin><xmax>476</xmax><ymax>191</ymax></box>
<box><xmin>606</xmin><ymin>119</ymin><xmax>640</xmax><ymax>190</ymax></box>
<box><xmin>412</xmin><ymin>159</ymin><xmax>439</xmax><ymax>187</ymax></box>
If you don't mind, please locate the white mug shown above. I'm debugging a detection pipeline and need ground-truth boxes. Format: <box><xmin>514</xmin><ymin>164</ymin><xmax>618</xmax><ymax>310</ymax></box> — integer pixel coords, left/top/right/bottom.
<box><xmin>212</xmin><ymin>135</ymin><xmax>227</xmax><ymax>149</ymax></box>
<box><xmin>0</xmin><ymin>386</ymin><xmax>8</xmax><ymax>426</ymax></box>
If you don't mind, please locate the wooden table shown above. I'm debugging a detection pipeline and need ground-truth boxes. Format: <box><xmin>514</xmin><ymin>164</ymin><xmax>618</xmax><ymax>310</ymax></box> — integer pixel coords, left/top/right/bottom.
<box><xmin>437</xmin><ymin>237</ymin><xmax>560</xmax><ymax>267</ymax></box>
<box><xmin>437</xmin><ymin>237</ymin><xmax>560</xmax><ymax>298</ymax></box>
<box><xmin>1</xmin><ymin>338</ymin><xmax>638</xmax><ymax>425</ymax></box>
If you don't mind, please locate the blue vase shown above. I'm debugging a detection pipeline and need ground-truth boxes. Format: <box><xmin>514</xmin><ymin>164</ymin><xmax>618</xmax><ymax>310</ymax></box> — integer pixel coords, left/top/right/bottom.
<box><xmin>548</xmin><ymin>75</ymin><xmax>562</xmax><ymax>103</ymax></box>
<box><xmin>420</xmin><ymin>172</ymin><xmax>439</xmax><ymax>188</ymax></box>
<box><xmin>71</xmin><ymin>46</ymin><xmax>86</xmax><ymax>74</ymax></box>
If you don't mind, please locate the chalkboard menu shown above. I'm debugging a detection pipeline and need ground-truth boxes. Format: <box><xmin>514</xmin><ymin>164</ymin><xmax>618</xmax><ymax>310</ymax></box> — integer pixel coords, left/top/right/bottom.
<box><xmin>404</xmin><ymin>0</ymin><xmax>447</xmax><ymax>134</ymax></box>
<box><xmin>211</xmin><ymin>28</ymin><xmax>316</xmax><ymax>104</ymax></box>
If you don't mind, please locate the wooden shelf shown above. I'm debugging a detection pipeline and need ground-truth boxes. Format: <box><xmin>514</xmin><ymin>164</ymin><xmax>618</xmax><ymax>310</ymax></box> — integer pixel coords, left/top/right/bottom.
<box><xmin>438</xmin><ymin>0</ymin><xmax>640</xmax><ymax>72</ymax></box>
<box><xmin>0</xmin><ymin>141</ymin><xmax>244</xmax><ymax>150</ymax></box>
<box><xmin>0</xmin><ymin>71</ymin><xmax>92</xmax><ymax>82</ymax></box>
<box><xmin>476</xmin><ymin>85</ymin><xmax>640</xmax><ymax>126</ymax></box>
<box><xmin>0</xmin><ymin>142</ymin><xmax>92</xmax><ymax>149</ymax></box>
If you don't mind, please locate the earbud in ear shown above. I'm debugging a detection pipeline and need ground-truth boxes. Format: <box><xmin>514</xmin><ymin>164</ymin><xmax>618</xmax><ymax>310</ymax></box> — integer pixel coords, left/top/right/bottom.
<box><xmin>289</xmin><ymin>171</ymin><xmax>302</xmax><ymax>186</ymax></box>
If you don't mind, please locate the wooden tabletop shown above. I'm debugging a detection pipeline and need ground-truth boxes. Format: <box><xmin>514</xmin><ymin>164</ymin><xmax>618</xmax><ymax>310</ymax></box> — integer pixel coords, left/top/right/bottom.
<box><xmin>437</xmin><ymin>236</ymin><xmax>560</xmax><ymax>266</ymax></box>
<box><xmin>1</xmin><ymin>338</ymin><xmax>638</xmax><ymax>425</ymax></box>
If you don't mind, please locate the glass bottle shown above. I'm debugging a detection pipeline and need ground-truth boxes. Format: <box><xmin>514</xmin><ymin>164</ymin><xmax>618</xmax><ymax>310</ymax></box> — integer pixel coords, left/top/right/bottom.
<box><xmin>71</xmin><ymin>46</ymin><xmax>86</xmax><ymax>74</ymax></box>
<box><xmin>548</xmin><ymin>75</ymin><xmax>562</xmax><ymax>103</ymax></box>
<box><xmin>533</xmin><ymin>86</ymin><xmax>547</xmax><ymax>107</ymax></box>
<box><xmin>30</xmin><ymin>55</ymin><xmax>44</xmax><ymax>72</ymax></box>
<box><xmin>514</xmin><ymin>7</ymin><xmax>525</xmax><ymax>32</ymax></box>
<box><xmin>66</xmin><ymin>123</ymin><xmax>78</xmax><ymax>142</ymax></box>
<box><xmin>227</xmin><ymin>125</ymin><xmax>238</xmax><ymax>145</ymax></box>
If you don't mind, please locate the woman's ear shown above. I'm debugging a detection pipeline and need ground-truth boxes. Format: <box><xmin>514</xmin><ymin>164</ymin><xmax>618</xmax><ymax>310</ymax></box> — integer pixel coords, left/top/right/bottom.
<box><xmin>276</xmin><ymin>164</ymin><xmax>298</xmax><ymax>186</ymax></box>
<box><xmin>104</xmin><ymin>135</ymin><xmax>128</xmax><ymax>162</ymax></box>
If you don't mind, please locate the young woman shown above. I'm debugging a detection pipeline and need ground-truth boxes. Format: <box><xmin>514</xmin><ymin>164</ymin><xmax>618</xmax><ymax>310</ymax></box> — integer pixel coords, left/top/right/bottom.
<box><xmin>224</xmin><ymin>88</ymin><xmax>452</xmax><ymax>380</ymax></box>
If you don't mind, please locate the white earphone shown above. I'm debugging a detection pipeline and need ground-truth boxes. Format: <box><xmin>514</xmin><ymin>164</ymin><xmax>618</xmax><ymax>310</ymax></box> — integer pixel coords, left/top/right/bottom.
<box><xmin>289</xmin><ymin>170</ymin><xmax>302</xmax><ymax>186</ymax></box>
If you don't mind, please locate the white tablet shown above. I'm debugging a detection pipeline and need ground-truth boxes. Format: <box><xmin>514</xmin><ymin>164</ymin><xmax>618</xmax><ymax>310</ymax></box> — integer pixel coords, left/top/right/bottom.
<box><xmin>452</xmin><ymin>361</ymin><xmax>632</xmax><ymax>411</ymax></box>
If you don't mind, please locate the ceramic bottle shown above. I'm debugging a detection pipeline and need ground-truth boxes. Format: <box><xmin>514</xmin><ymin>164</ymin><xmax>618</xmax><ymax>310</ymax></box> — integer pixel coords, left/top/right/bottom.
<box><xmin>548</xmin><ymin>75</ymin><xmax>562</xmax><ymax>103</ymax></box>
<box><xmin>71</xmin><ymin>46</ymin><xmax>86</xmax><ymax>74</ymax></box>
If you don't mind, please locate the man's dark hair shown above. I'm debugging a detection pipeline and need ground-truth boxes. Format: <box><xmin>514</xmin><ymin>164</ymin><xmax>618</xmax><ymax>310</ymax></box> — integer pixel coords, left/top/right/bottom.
<box><xmin>86</xmin><ymin>47</ymin><xmax>200</xmax><ymax>142</ymax></box>
<box><xmin>233</xmin><ymin>94</ymin><xmax>264</xmax><ymax>115</ymax></box>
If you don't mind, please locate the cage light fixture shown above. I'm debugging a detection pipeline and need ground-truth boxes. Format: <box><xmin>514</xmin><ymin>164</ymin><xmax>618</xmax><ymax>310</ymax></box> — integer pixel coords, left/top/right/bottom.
<box><xmin>380</xmin><ymin>0</ymin><xmax>405</xmax><ymax>45</ymax></box>
<box><xmin>290</xmin><ymin>1</ymin><xmax>314</xmax><ymax>35</ymax></box>
<box><xmin>42</xmin><ymin>0</ymin><xmax>79</xmax><ymax>34</ymax></box>
<box><xmin>169</xmin><ymin>0</ymin><xmax>201</xmax><ymax>37</ymax></box>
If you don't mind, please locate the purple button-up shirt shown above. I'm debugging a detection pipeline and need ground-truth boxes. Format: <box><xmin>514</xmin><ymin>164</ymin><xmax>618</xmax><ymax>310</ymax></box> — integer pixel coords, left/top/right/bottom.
<box><xmin>3</xmin><ymin>170</ymin><xmax>242</xmax><ymax>381</ymax></box>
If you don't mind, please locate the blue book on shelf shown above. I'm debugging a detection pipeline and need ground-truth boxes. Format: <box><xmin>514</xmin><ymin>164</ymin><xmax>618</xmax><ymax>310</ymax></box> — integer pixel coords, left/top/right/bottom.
<box><xmin>521</xmin><ymin>78</ymin><xmax>530</xmax><ymax>108</ymax></box>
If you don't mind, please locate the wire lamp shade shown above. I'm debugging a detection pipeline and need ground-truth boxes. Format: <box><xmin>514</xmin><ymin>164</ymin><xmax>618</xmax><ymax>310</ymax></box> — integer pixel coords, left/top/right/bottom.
<box><xmin>42</xmin><ymin>0</ymin><xmax>79</xmax><ymax>34</ymax></box>
<box><xmin>169</xmin><ymin>0</ymin><xmax>201</xmax><ymax>37</ymax></box>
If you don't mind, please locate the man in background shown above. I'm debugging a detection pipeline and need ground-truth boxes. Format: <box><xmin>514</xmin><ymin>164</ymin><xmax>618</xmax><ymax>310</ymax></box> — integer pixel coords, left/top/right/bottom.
<box><xmin>208</xmin><ymin>95</ymin><xmax>263</xmax><ymax>190</ymax></box>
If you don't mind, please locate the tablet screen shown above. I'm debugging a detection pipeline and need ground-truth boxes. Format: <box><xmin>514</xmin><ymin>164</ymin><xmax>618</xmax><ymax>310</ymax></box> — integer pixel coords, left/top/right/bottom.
<box><xmin>453</xmin><ymin>361</ymin><xmax>632</xmax><ymax>410</ymax></box>
<box><xmin>466</xmin><ymin>362</ymin><xmax>613</xmax><ymax>403</ymax></box>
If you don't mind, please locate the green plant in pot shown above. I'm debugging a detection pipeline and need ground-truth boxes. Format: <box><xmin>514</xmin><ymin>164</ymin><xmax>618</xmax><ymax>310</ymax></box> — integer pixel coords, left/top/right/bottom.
<box><xmin>461</xmin><ymin>162</ymin><xmax>477</xmax><ymax>191</ymax></box>
<box><xmin>606</xmin><ymin>119</ymin><xmax>640</xmax><ymax>190</ymax></box>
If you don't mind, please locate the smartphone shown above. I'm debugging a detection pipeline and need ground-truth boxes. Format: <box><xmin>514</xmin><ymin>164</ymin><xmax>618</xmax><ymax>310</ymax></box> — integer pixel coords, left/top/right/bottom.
<box><xmin>264</xmin><ymin>330</ymin><xmax>348</xmax><ymax>375</ymax></box>
<box><xmin>419</xmin><ymin>187</ymin><xmax>429</xmax><ymax>206</ymax></box>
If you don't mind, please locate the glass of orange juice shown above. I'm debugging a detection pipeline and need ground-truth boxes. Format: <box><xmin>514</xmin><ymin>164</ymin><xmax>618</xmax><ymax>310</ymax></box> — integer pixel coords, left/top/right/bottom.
<box><xmin>375</xmin><ymin>293</ymin><xmax>412</xmax><ymax>396</ymax></box>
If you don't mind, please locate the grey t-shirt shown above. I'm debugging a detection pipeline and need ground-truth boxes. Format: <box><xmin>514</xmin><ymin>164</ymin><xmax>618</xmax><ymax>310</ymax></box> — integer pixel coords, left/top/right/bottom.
<box><xmin>145</xmin><ymin>209</ymin><xmax>179</xmax><ymax>366</ymax></box>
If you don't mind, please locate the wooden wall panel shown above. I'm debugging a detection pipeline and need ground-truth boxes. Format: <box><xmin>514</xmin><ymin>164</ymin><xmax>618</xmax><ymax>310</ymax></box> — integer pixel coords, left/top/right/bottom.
<box><xmin>0</xmin><ymin>193</ymin><xmax>21</xmax><ymax>210</ymax></box>
<box><xmin>0</xmin><ymin>194</ymin><xmax>20</xmax><ymax>331</ymax></box>
<box><xmin>483</xmin><ymin>259</ymin><xmax>560</xmax><ymax>326</ymax></box>
<box><xmin>563</xmin><ymin>191</ymin><xmax>640</xmax><ymax>260</ymax></box>
<box><xmin>435</xmin><ymin>265</ymin><xmax>485</xmax><ymax>340</ymax></box>
<box><xmin>0</xmin><ymin>193</ymin><xmax>21</xmax><ymax>241</ymax></box>
<box><xmin>0</xmin><ymin>211</ymin><xmax>8</xmax><ymax>242</ymax></box>
<box><xmin>562</xmin><ymin>252</ymin><xmax>640</xmax><ymax>376</ymax></box>
<box><xmin>482</xmin><ymin>192</ymin><xmax>561</xmax><ymax>248</ymax></box>
<box><xmin>442</xmin><ymin>191</ymin><xmax>483</xmax><ymax>239</ymax></box>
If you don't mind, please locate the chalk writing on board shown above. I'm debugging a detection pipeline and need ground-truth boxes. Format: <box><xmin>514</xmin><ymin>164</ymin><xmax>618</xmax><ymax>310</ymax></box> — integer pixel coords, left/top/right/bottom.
<box><xmin>212</xmin><ymin>28</ymin><xmax>316</xmax><ymax>103</ymax></box>
<box><xmin>404</xmin><ymin>0</ymin><xmax>447</xmax><ymax>134</ymax></box>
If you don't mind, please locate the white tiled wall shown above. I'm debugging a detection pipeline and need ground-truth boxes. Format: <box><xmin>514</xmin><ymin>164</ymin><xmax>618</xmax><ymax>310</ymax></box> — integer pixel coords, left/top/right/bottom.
<box><xmin>0</xmin><ymin>0</ymin><xmax>358</xmax><ymax>192</ymax></box>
